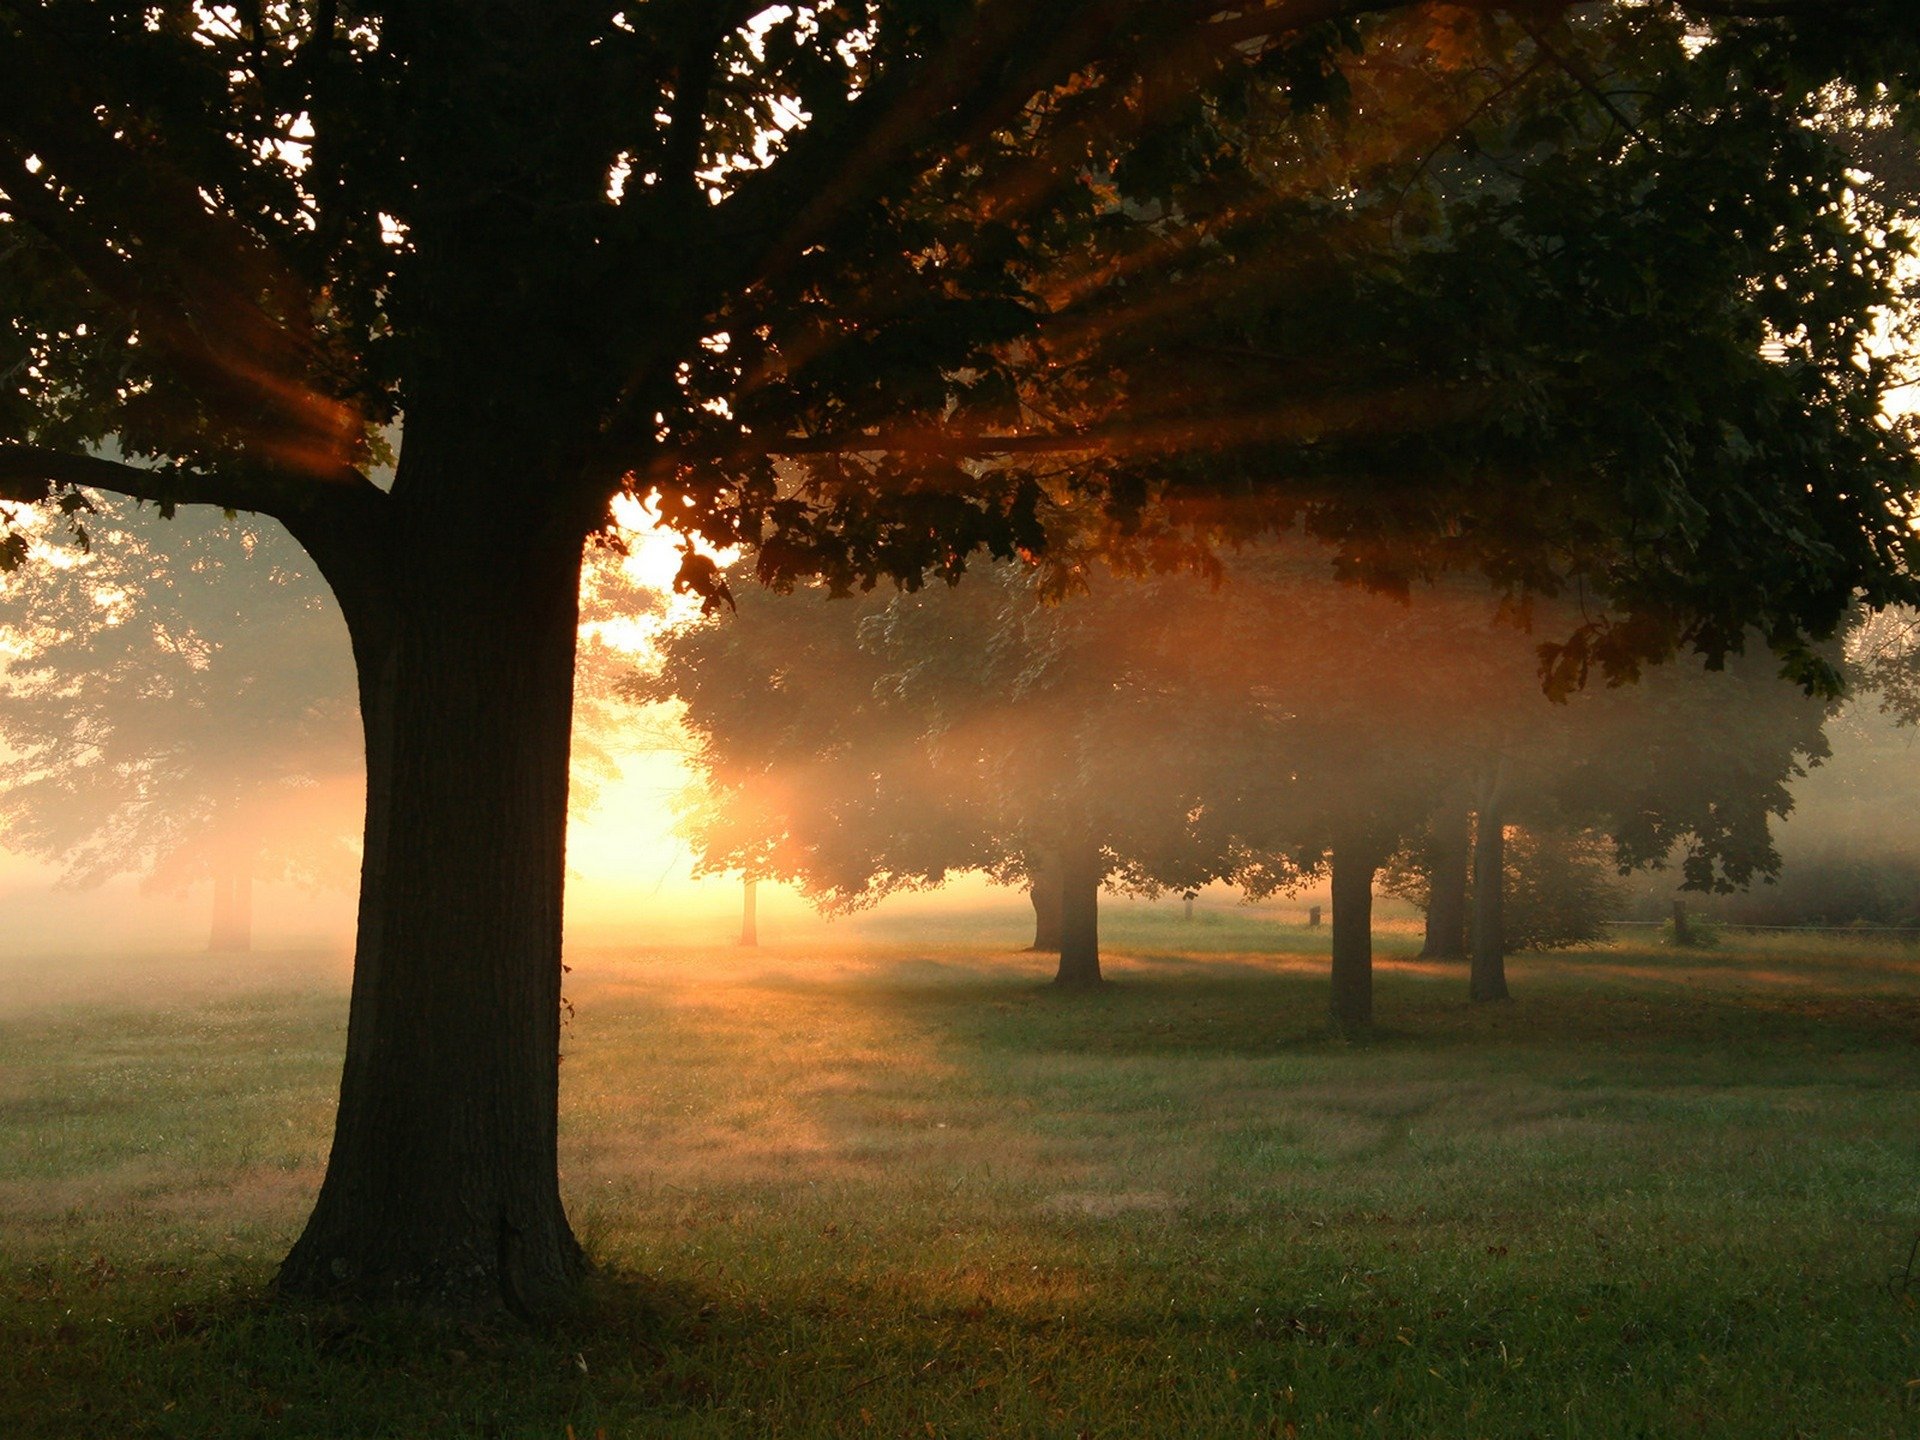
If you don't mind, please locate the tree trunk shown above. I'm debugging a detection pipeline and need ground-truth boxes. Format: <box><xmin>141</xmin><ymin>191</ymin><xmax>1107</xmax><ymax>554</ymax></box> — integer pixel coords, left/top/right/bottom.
<box><xmin>1053</xmin><ymin>839</ymin><xmax>1102</xmax><ymax>988</ymax></box>
<box><xmin>1329</xmin><ymin>840</ymin><xmax>1378</xmax><ymax>1032</ymax></box>
<box><xmin>1470</xmin><ymin>784</ymin><xmax>1511</xmax><ymax>1003</ymax></box>
<box><xmin>1420</xmin><ymin>802</ymin><xmax>1470</xmax><ymax>961</ymax></box>
<box><xmin>277</xmin><ymin>527</ymin><xmax>587</xmax><ymax>1318</ymax></box>
<box><xmin>740</xmin><ymin>876</ymin><xmax>759</xmax><ymax>947</ymax></box>
<box><xmin>1028</xmin><ymin>851</ymin><xmax>1063</xmax><ymax>952</ymax></box>
<box><xmin>208</xmin><ymin>856</ymin><xmax>254</xmax><ymax>953</ymax></box>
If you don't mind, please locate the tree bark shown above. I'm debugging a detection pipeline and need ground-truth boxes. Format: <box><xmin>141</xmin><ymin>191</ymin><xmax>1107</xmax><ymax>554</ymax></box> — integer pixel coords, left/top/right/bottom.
<box><xmin>277</xmin><ymin>522</ymin><xmax>588</xmax><ymax>1318</ymax></box>
<box><xmin>1470</xmin><ymin>778</ymin><xmax>1511</xmax><ymax>1003</ymax></box>
<box><xmin>740</xmin><ymin>876</ymin><xmax>759</xmax><ymax>947</ymax></box>
<box><xmin>1052</xmin><ymin>839</ymin><xmax>1102</xmax><ymax>987</ymax></box>
<box><xmin>1329</xmin><ymin>840</ymin><xmax>1378</xmax><ymax>1032</ymax></box>
<box><xmin>1028</xmin><ymin>852</ymin><xmax>1063</xmax><ymax>952</ymax></box>
<box><xmin>1420</xmin><ymin>801</ymin><xmax>1470</xmax><ymax>961</ymax></box>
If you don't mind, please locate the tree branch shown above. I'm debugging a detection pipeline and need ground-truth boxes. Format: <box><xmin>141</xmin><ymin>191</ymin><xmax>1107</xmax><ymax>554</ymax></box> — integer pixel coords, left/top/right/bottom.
<box><xmin>662</xmin><ymin>2</ymin><xmax>761</xmax><ymax>200</ymax></box>
<box><xmin>0</xmin><ymin>443</ymin><xmax>394</xmax><ymax>616</ymax></box>
<box><xmin>1517</xmin><ymin>18</ymin><xmax>1654</xmax><ymax>151</ymax></box>
<box><xmin>0</xmin><ymin>444</ymin><xmax>383</xmax><ymax>525</ymax></box>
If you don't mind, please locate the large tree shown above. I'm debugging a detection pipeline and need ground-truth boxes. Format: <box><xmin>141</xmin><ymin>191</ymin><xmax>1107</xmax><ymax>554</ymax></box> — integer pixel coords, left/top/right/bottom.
<box><xmin>1</xmin><ymin>2</ymin><xmax>1915</xmax><ymax>1314</ymax></box>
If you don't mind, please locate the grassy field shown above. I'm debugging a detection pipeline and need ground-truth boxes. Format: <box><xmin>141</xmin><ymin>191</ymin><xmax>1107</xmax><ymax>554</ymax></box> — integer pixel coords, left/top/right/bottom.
<box><xmin>2</xmin><ymin>906</ymin><xmax>1917</xmax><ymax>1438</ymax></box>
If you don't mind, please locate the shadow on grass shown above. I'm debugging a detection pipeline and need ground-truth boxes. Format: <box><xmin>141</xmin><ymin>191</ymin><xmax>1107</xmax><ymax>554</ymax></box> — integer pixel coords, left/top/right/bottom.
<box><xmin>718</xmin><ymin>948</ymin><xmax>1920</xmax><ymax>1072</ymax></box>
<box><xmin>10</xmin><ymin>1226</ymin><xmax>1915</xmax><ymax>1440</ymax></box>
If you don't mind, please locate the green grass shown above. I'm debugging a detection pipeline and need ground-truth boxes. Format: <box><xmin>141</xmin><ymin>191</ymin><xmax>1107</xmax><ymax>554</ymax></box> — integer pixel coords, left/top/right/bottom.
<box><xmin>2</xmin><ymin>916</ymin><xmax>1918</xmax><ymax>1438</ymax></box>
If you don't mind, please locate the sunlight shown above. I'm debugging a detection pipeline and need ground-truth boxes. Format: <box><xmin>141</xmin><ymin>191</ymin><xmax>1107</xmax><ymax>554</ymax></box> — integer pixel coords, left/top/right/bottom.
<box><xmin>594</xmin><ymin>490</ymin><xmax>739</xmax><ymax>658</ymax></box>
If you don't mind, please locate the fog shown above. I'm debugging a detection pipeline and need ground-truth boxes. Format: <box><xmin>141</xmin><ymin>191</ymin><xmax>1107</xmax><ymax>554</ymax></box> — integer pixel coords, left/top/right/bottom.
<box><xmin>5</xmin><ymin>494</ymin><xmax>1916</xmax><ymax>973</ymax></box>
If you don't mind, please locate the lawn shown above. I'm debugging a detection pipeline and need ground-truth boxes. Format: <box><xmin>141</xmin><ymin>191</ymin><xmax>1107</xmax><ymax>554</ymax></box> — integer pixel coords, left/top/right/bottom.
<box><xmin>2</xmin><ymin>907</ymin><xmax>1917</xmax><ymax>1438</ymax></box>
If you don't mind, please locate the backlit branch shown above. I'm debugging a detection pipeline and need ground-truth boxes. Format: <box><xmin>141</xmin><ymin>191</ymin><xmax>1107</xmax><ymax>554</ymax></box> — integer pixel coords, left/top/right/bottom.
<box><xmin>0</xmin><ymin>444</ymin><xmax>377</xmax><ymax>520</ymax></box>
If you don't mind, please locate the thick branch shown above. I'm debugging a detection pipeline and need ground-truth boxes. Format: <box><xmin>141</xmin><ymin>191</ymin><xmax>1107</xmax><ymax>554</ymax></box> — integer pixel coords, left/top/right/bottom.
<box><xmin>661</xmin><ymin>2</ymin><xmax>762</xmax><ymax>199</ymax></box>
<box><xmin>0</xmin><ymin>443</ymin><xmax>391</xmax><ymax>612</ymax></box>
<box><xmin>0</xmin><ymin>446</ymin><xmax>292</xmax><ymax>513</ymax></box>
<box><xmin>0</xmin><ymin>443</ymin><xmax>384</xmax><ymax>535</ymax></box>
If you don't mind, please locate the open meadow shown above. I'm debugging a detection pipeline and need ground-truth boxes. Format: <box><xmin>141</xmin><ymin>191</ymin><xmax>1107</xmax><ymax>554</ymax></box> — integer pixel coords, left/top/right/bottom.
<box><xmin>2</xmin><ymin>907</ymin><xmax>1917</xmax><ymax>1438</ymax></box>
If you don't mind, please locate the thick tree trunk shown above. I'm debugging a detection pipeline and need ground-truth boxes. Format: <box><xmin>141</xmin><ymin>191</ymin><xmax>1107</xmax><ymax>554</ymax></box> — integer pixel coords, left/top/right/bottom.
<box><xmin>1420</xmin><ymin>802</ymin><xmax>1470</xmax><ymax>961</ymax></box>
<box><xmin>207</xmin><ymin>862</ymin><xmax>253</xmax><ymax>953</ymax></box>
<box><xmin>740</xmin><ymin>876</ymin><xmax>759</xmax><ymax>947</ymax></box>
<box><xmin>1329</xmin><ymin>840</ymin><xmax>1378</xmax><ymax>1032</ymax></box>
<box><xmin>277</xmin><ymin>528</ymin><xmax>587</xmax><ymax>1318</ymax></box>
<box><xmin>1053</xmin><ymin>839</ymin><xmax>1102</xmax><ymax>988</ymax></box>
<box><xmin>1028</xmin><ymin>851</ymin><xmax>1063</xmax><ymax>952</ymax></box>
<box><xmin>1470</xmin><ymin>787</ymin><xmax>1511</xmax><ymax>1003</ymax></box>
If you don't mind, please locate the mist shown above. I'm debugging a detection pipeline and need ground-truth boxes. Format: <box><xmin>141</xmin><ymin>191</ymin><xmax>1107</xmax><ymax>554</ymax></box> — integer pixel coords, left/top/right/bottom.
<box><xmin>7</xmin><ymin>514</ymin><xmax>1912</xmax><ymax>975</ymax></box>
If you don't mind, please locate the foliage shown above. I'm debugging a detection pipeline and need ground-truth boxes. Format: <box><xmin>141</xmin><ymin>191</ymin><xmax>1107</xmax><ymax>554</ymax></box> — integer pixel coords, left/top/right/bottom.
<box><xmin>1849</xmin><ymin>605</ymin><xmax>1920</xmax><ymax>727</ymax></box>
<box><xmin>0</xmin><ymin>499</ymin><xmax>360</xmax><ymax>895</ymax></box>
<box><xmin>1701</xmin><ymin>844</ymin><xmax>1920</xmax><ymax>929</ymax></box>
<box><xmin>1663</xmin><ymin>910</ymin><xmax>1722</xmax><ymax>949</ymax></box>
<box><xmin>1385</xmin><ymin>823</ymin><xmax>1622</xmax><ymax>951</ymax></box>
<box><xmin>1532</xmin><ymin>644</ymin><xmax>1838</xmax><ymax>894</ymax></box>
<box><xmin>650</xmin><ymin>536</ymin><xmax>1838</xmax><ymax>922</ymax></box>
<box><xmin>0</xmin><ymin>5</ymin><xmax>1912</xmax><ymax>651</ymax></box>
<box><xmin>635</xmin><ymin>558</ymin><xmax>1252</xmax><ymax>909</ymax></box>
<box><xmin>1498</xmin><ymin>826</ymin><xmax>1624</xmax><ymax>951</ymax></box>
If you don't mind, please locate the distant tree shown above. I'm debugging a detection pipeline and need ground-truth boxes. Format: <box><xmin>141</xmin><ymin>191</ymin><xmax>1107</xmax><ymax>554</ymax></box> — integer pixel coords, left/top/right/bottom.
<box><xmin>1383</xmin><ymin>641</ymin><xmax>1836</xmax><ymax>992</ymax></box>
<box><xmin>0</xmin><ymin>502</ymin><xmax>360</xmax><ymax>949</ymax></box>
<box><xmin>640</xmin><ymin>561</ymin><xmax>1252</xmax><ymax>987</ymax></box>
<box><xmin>1385</xmin><ymin>824</ymin><xmax>1622</xmax><ymax>955</ymax></box>
<box><xmin>653</xmin><ymin>536</ymin><xmax>1847</xmax><ymax>1028</ymax></box>
<box><xmin>0</xmin><ymin>498</ymin><xmax>652</xmax><ymax>951</ymax></box>
<box><xmin>1162</xmin><ymin>551</ymin><xmax>1839</xmax><ymax>1016</ymax></box>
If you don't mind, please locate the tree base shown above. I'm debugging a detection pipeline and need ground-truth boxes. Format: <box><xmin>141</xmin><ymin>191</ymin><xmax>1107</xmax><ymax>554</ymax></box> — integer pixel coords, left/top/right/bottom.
<box><xmin>276</xmin><ymin>1226</ymin><xmax>589</xmax><ymax>1323</ymax></box>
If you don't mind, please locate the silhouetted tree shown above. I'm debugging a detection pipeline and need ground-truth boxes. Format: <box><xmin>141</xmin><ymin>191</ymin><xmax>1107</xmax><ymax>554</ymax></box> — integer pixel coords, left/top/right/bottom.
<box><xmin>1</xmin><ymin>3</ymin><xmax>1913</xmax><ymax>1312</ymax></box>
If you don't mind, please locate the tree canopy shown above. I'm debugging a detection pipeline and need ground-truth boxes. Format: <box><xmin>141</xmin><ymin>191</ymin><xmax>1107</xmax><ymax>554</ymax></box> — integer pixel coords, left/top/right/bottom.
<box><xmin>647</xmin><ymin>539</ymin><xmax>1839</xmax><ymax>1012</ymax></box>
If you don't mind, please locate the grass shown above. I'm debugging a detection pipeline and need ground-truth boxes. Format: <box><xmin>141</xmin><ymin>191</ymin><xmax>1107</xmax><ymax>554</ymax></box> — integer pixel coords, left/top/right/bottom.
<box><xmin>2</xmin><ymin>908</ymin><xmax>1917</xmax><ymax>1437</ymax></box>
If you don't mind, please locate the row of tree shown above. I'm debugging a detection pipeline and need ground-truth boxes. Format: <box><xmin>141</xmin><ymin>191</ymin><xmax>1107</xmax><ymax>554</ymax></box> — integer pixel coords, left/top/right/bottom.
<box><xmin>642</xmin><ymin>542</ymin><xmax>1836</xmax><ymax>1027</ymax></box>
